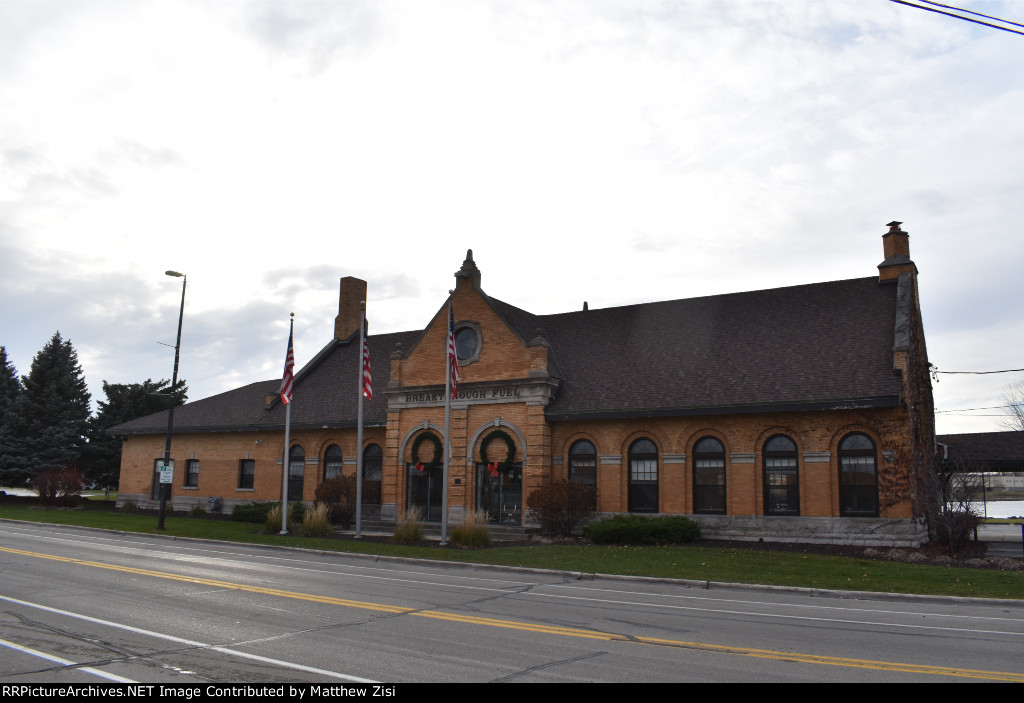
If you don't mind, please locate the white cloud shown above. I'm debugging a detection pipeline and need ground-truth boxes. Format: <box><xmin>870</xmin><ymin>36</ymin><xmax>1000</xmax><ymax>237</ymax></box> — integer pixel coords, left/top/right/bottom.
<box><xmin>1</xmin><ymin>0</ymin><xmax>1022</xmax><ymax>431</ymax></box>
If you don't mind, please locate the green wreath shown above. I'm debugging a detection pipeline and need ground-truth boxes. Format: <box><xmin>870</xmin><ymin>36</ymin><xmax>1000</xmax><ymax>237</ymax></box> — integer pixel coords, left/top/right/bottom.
<box><xmin>479</xmin><ymin>429</ymin><xmax>517</xmax><ymax>471</ymax></box>
<box><xmin>410</xmin><ymin>431</ymin><xmax>442</xmax><ymax>470</ymax></box>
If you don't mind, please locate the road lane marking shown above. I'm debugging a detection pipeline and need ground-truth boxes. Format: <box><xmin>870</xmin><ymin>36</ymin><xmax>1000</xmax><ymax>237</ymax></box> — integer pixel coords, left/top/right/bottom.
<box><xmin>0</xmin><ymin>594</ymin><xmax>379</xmax><ymax>683</ymax></box>
<box><xmin>4</xmin><ymin>545</ymin><xmax>1024</xmax><ymax>681</ymax></box>
<box><xmin>526</xmin><ymin>591</ymin><xmax>1024</xmax><ymax>637</ymax></box>
<box><xmin>7</xmin><ymin>524</ymin><xmax>1021</xmax><ymax>628</ymax></box>
<box><xmin>0</xmin><ymin>636</ymin><xmax>137</xmax><ymax>682</ymax></box>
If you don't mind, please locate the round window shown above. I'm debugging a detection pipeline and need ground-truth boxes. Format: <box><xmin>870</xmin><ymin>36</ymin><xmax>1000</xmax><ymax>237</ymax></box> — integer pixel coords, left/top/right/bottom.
<box><xmin>455</xmin><ymin>327</ymin><xmax>478</xmax><ymax>361</ymax></box>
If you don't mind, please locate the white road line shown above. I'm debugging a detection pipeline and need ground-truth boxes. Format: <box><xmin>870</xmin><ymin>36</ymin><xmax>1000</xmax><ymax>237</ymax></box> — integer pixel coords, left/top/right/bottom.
<box><xmin>5</xmin><ymin>524</ymin><xmax>1021</xmax><ymax>628</ymax></box>
<box><xmin>0</xmin><ymin>525</ymin><xmax>534</xmax><ymax>587</ymax></box>
<box><xmin>542</xmin><ymin>583</ymin><xmax>1024</xmax><ymax>624</ymax></box>
<box><xmin>0</xmin><ymin>637</ymin><xmax>137</xmax><ymax>682</ymax></box>
<box><xmin>0</xmin><ymin>594</ymin><xmax>379</xmax><ymax>683</ymax></box>
<box><xmin>525</xmin><ymin>591</ymin><xmax>1024</xmax><ymax>637</ymax></box>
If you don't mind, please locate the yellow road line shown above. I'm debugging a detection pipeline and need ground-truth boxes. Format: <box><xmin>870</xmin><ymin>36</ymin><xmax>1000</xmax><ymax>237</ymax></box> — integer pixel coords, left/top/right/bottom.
<box><xmin>4</xmin><ymin>545</ymin><xmax>1023</xmax><ymax>682</ymax></box>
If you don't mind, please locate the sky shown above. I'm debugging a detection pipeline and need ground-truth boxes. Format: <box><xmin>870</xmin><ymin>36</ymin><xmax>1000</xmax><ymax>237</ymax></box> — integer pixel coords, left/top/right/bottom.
<box><xmin>1</xmin><ymin>0</ymin><xmax>1022</xmax><ymax>436</ymax></box>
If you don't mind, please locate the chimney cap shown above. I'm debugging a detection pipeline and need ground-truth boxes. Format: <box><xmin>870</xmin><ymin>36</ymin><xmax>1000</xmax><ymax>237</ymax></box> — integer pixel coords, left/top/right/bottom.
<box><xmin>886</xmin><ymin>221</ymin><xmax>904</xmax><ymax>230</ymax></box>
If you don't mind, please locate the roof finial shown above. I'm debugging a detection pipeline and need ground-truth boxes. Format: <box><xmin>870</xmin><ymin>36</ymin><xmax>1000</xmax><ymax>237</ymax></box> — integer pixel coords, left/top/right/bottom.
<box><xmin>455</xmin><ymin>249</ymin><xmax>482</xmax><ymax>289</ymax></box>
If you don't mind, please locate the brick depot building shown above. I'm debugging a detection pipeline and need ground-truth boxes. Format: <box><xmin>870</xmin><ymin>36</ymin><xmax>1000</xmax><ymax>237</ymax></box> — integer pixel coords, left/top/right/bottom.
<box><xmin>112</xmin><ymin>222</ymin><xmax>935</xmax><ymax>545</ymax></box>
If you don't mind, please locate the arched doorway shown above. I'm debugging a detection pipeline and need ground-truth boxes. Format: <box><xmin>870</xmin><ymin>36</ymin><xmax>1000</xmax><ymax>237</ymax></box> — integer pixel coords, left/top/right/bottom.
<box><xmin>405</xmin><ymin>432</ymin><xmax>443</xmax><ymax>521</ymax></box>
<box><xmin>475</xmin><ymin>430</ymin><xmax>522</xmax><ymax>524</ymax></box>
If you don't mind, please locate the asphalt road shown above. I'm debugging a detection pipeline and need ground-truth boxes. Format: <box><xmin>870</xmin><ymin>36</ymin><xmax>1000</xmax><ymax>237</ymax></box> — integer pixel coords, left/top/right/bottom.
<box><xmin>1</xmin><ymin>521</ymin><xmax>1023</xmax><ymax>683</ymax></box>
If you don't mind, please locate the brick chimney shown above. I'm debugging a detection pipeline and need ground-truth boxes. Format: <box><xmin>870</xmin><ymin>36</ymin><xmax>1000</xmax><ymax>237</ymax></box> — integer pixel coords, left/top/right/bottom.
<box><xmin>334</xmin><ymin>276</ymin><xmax>367</xmax><ymax>341</ymax></box>
<box><xmin>878</xmin><ymin>221</ymin><xmax>917</xmax><ymax>282</ymax></box>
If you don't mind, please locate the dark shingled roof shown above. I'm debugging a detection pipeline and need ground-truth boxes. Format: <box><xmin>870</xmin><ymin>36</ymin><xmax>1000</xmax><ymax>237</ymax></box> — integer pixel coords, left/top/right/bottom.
<box><xmin>937</xmin><ymin>431</ymin><xmax>1024</xmax><ymax>470</ymax></box>
<box><xmin>110</xmin><ymin>275</ymin><xmax>904</xmax><ymax>435</ymax></box>
<box><xmin>109</xmin><ymin>379</ymin><xmax>279</xmax><ymax>435</ymax></box>
<box><xmin>540</xmin><ymin>276</ymin><xmax>902</xmax><ymax>419</ymax></box>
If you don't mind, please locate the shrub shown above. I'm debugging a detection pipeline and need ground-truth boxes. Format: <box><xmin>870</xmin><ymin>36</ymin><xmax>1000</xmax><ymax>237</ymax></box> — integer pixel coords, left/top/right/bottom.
<box><xmin>583</xmin><ymin>514</ymin><xmax>701</xmax><ymax>545</ymax></box>
<box><xmin>290</xmin><ymin>501</ymin><xmax>307</xmax><ymax>524</ymax></box>
<box><xmin>32</xmin><ymin>467</ymin><xmax>85</xmax><ymax>507</ymax></box>
<box><xmin>189</xmin><ymin>504</ymin><xmax>206</xmax><ymax>517</ymax></box>
<box><xmin>232</xmin><ymin>501</ymin><xmax>277</xmax><ymax>523</ymax></box>
<box><xmin>525</xmin><ymin>479</ymin><xmax>597</xmax><ymax>536</ymax></box>
<box><xmin>450</xmin><ymin>510</ymin><xmax>491</xmax><ymax>548</ymax></box>
<box><xmin>121</xmin><ymin>499</ymin><xmax>139</xmax><ymax>513</ymax></box>
<box><xmin>265</xmin><ymin>504</ymin><xmax>284</xmax><ymax>533</ymax></box>
<box><xmin>314</xmin><ymin>475</ymin><xmax>358</xmax><ymax>529</ymax></box>
<box><xmin>301</xmin><ymin>503</ymin><xmax>332</xmax><ymax>538</ymax></box>
<box><xmin>935</xmin><ymin>509</ymin><xmax>982</xmax><ymax>554</ymax></box>
<box><xmin>393</xmin><ymin>507</ymin><xmax>424</xmax><ymax>544</ymax></box>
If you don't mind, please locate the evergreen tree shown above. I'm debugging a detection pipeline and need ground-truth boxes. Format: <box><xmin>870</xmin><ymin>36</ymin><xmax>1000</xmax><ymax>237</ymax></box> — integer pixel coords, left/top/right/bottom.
<box><xmin>82</xmin><ymin>378</ymin><xmax>187</xmax><ymax>489</ymax></box>
<box><xmin>1</xmin><ymin>333</ymin><xmax>91</xmax><ymax>485</ymax></box>
<box><xmin>0</xmin><ymin>347</ymin><xmax>24</xmax><ymax>483</ymax></box>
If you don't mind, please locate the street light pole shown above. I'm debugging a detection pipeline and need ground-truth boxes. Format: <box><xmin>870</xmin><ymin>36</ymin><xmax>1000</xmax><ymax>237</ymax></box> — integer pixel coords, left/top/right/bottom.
<box><xmin>158</xmin><ymin>270</ymin><xmax>186</xmax><ymax>531</ymax></box>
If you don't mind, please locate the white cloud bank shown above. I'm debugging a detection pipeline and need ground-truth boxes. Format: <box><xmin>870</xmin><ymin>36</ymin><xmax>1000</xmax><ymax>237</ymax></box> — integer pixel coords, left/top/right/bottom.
<box><xmin>1</xmin><ymin>0</ymin><xmax>1022</xmax><ymax>434</ymax></box>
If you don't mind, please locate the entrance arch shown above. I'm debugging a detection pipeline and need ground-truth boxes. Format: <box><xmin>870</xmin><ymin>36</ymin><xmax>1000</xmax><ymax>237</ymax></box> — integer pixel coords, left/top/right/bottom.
<box><xmin>472</xmin><ymin>421</ymin><xmax>524</xmax><ymax>525</ymax></box>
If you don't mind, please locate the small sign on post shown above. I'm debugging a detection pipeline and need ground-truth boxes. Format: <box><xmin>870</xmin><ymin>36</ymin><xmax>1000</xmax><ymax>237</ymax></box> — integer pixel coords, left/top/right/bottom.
<box><xmin>158</xmin><ymin>459</ymin><xmax>174</xmax><ymax>485</ymax></box>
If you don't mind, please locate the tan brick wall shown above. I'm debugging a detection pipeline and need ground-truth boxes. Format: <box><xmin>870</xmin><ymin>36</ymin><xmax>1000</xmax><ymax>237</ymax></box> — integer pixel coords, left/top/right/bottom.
<box><xmin>119</xmin><ymin>425</ymin><xmax>387</xmax><ymax>505</ymax></box>
<box><xmin>398</xmin><ymin>286</ymin><xmax>534</xmax><ymax>388</ymax></box>
<box><xmin>549</xmin><ymin>407</ymin><xmax>914</xmax><ymax>519</ymax></box>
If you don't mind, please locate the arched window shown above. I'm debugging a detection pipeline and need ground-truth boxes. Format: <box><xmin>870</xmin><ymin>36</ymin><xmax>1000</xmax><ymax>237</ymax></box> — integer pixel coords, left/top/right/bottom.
<box><xmin>839</xmin><ymin>433</ymin><xmax>879</xmax><ymax>517</ymax></box>
<box><xmin>693</xmin><ymin>437</ymin><xmax>726</xmax><ymax>514</ymax></box>
<box><xmin>763</xmin><ymin>435</ymin><xmax>798</xmax><ymax>516</ymax></box>
<box><xmin>288</xmin><ymin>444</ymin><xmax>305</xmax><ymax>503</ymax></box>
<box><xmin>362</xmin><ymin>443</ymin><xmax>382</xmax><ymax>505</ymax></box>
<box><xmin>628</xmin><ymin>438</ymin><xmax>659</xmax><ymax>513</ymax></box>
<box><xmin>569</xmin><ymin>440</ymin><xmax>597</xmax><ymax>486</ymax></box>
<box><xmin>323</xmin><ymin>444</ymin><xmax>343</xmax><ymax>481</ymax></box>
<box><xmin>569</xmin><ymin>439</ymin><xmax>598</xmax><ymax>509</ymax></box>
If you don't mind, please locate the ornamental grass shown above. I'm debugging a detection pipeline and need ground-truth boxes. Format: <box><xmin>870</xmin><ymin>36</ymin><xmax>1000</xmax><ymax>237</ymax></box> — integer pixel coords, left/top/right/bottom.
<box><xmin>450</xmin><ymin>509</ymin><xmax>492</xmax><ymax>548</ymax></box>
<box><xmin>393</xmin><ymin>506</ymin><xmax>424</xmax><ymax>544</ymax></box>
<box><xmin>300</xmin><ymin>503</ymin><xmax>332</xmax><ymax>538</ymax></box>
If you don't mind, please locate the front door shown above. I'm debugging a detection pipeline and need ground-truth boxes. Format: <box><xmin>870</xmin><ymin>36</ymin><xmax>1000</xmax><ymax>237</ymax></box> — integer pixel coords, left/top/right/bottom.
<box><xmin>476</xmin><ymin>462</ymin><xmax>522</xmax><ymax>524</ymax></box>
<box><xmin>406</xmin><ymin>463</ymin><xmax>443</xmax><ymax>521</ymax></box>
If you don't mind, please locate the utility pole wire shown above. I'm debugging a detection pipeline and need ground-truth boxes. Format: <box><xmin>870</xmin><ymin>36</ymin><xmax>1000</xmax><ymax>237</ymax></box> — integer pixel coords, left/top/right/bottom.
<box><xmin>919</xmin><ymin>0</ymin><xmax>1024</xmax><ymax>29</ymax></box>
<box><xmin>935</xmin><ymin>368</ymin><xmax>1024</xmax><ymax>375</ymax></box>
<box><xmin>890</xmin><ymin>0</ymin><xmax>1024</xmax><ymax>36</ymax></box>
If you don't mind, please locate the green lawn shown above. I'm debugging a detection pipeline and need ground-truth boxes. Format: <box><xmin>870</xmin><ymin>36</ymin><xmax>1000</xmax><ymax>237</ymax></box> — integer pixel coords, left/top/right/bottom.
<box><xmin>1</xmin><ymin>501</ymin><xmax>1021</xmax><ymax>600</ymax></box>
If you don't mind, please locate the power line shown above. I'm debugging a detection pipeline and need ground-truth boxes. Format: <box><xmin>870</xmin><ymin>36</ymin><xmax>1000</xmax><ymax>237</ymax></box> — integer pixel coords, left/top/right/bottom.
<box><xmin>936</xmin><ymin>404</ymin><xmax>1014</xmax><ymax>413</ymax></box>
<box><xmin>890</xmin><ymin>0</ymin><xmax>1024</xmax><ymax>36</ymax></box>
<box><xmin>937</xmin><ymin>368</ymin><xmax>1024</xmax><ymax>374</ymax></box>
<box><xmin>919</xmin><ymin>0</ymin><xmax>1024</xmax><ymax>29</ymax></box>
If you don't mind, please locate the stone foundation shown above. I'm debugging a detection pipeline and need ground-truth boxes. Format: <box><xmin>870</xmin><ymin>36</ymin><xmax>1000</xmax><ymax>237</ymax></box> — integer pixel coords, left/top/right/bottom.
<box><xmin>687</xmin><ymin>514</ymin><xmax>929</xmax><ymax>547</ymax></box>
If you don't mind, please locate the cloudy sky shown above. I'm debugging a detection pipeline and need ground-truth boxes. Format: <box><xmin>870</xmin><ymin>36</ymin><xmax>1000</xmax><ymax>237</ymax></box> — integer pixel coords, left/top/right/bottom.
<box><xmin>1</xmin><ymin>0</ymin><xmax>1022</xmax><ymax>435</ymax></box>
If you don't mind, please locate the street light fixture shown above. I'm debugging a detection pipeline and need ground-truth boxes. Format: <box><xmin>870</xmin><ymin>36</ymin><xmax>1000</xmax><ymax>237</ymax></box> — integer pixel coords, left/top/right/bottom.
<box><xmin>158</xmin><ymin>270</ymin><xmax>186</xmax><ymax>530</ymax></box>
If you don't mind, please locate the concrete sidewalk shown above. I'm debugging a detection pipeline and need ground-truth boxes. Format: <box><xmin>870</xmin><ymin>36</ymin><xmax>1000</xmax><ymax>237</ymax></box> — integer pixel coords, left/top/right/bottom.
<box><xmin>975</xmin><ymin>524</ymin><xmax>1024</xmax><ymax>558</ymax></box>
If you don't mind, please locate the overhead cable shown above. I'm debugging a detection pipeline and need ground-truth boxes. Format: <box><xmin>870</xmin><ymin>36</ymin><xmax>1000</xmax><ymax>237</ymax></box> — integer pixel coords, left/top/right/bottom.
<box><xmin>890</xmin><ymin>0</ymin><xmax>1024</xmax><ymax>36</ymax></box>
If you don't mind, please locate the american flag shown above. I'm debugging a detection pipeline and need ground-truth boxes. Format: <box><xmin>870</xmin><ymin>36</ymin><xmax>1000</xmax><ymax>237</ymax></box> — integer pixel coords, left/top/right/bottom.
<box><xmin>447</xmin><ymin>304</ymin><xmax>459</xmax><ymax>399</ymax></box>
<box><xmin>280</xmin><ymin>324</ymin><xmax>294</xmax><ymax>404</ymax></box>
<box><xmin>361</xmin><ymin>321</ymin><xmax>373</xmax><ymax>400</ymax></box>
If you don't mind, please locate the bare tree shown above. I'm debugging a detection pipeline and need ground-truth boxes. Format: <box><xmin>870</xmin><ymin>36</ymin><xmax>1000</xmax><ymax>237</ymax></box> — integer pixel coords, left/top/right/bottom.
<box><xmin>999</xmin><ymin>380</ymin><xmax>1024</xmax><ymax>432</ymax></box>
<box><xmin>930</xmin><ymin>446</ymin><xmax>985</xmax><ymax>555</ymax></box>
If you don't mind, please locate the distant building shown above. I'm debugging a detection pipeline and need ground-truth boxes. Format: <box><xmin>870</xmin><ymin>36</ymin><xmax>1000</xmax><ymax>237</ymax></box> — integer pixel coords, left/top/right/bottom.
<box><xmin>936</xmin><ymin>431</ymin><xmax>1024</xmax><ymax>490</ymax></box>
<box><xmin>112</xmin><ymin>222</ymin><xmax>935</xmax><ymax>545</ymax></box>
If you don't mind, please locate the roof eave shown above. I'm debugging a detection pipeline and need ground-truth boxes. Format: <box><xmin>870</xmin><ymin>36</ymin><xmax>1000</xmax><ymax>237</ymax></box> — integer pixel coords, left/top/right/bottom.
<box><xmin>545</xmin><ymin>396</ymin><xmax>901</xmax><ymax>422</ymax></box>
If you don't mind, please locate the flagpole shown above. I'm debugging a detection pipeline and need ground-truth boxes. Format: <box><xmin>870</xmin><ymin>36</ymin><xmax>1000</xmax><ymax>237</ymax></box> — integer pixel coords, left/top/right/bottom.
<box><xmin>442</xmin><ymin>295</ymin><xmax>454</xmax><ymax>545</ymax></box>
<box><xmin>355</xmin><ymin>302</ymin><xmax>365</xmax><ymax>538</ymax></box>
<box><xmin>280</xmin><ymin>313</ymin><xmax>294</xmax><ymax>535</ymax></box>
